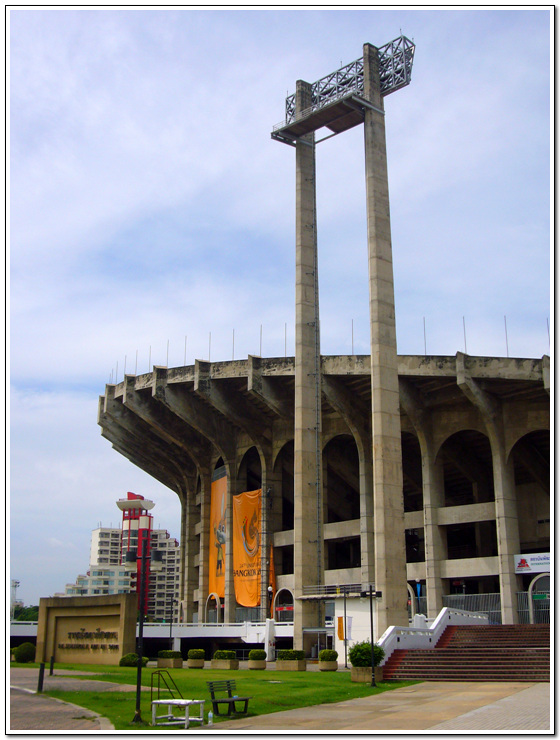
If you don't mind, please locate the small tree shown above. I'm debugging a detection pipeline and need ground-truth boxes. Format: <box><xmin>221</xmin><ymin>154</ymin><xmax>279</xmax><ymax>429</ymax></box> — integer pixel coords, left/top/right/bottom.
<box><xmin>277</xmin><ymin>649</ymin><xmax>305</xmax><ymax>661</ymax></box>
<box><xmin>348</xmin><ymin>640</ymin><xmax>385</xmax><ymax>667</ymax></box>
<box><xmin>119</xmin><ymin>653</ymin><xmax>148</xmax><ymax>667</ymax></box>
<box><xmin>213</xmin><ymin>649</ymin><xmax>237</xmax><ymax>660</ymax></box>
<box><xmin>14</xmin><ymin>642</ymin><xmax>36</xmax><ymax>663</ymax></box>
<box><xmin>187</xmin><ymin>649</ymin><xmax>205</xmax><ymax>660</ymax></box>
<box><xmin>158</xmin><ymin>650</ymin><xmax>182</xmax><ymax>659</ymax></box>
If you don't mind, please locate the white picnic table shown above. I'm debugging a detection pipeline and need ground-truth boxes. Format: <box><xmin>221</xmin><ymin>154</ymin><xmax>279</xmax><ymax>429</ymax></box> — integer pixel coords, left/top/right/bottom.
<box><xmin>151</xmin><ymin>698</ymin><xmax>205</xmax><ymax>729</ymax></box>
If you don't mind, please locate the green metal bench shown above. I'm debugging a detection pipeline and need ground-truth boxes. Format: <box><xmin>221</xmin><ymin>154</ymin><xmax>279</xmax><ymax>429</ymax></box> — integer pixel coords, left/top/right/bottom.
<box><xmin>206</xmin><ymin>680</ymin><xmax>251</xmax><ymax>716</ymax></box>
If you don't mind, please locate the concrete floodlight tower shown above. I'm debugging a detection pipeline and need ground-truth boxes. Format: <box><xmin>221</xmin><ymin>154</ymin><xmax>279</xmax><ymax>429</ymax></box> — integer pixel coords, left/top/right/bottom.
<box><xmin>272</xmin><ymin>36</ymin><xmax>415</xmax><ymax>640</ymax></box>
<box><xmin>116</xmin><ymin>492</ymin><xmax>155</xmax><ymax>613</ymax></box>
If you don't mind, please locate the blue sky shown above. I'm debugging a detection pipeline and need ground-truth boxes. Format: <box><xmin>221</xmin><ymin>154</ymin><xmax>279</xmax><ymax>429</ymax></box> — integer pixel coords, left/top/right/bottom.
<box><xmin>9</xmin><ymin>8</ymin><xmax>551</xmax><ymax>606</ymax></box>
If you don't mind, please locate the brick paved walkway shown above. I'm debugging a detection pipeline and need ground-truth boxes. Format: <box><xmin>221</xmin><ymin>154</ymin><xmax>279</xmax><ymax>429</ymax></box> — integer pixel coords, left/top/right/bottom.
<box><xmin>10</xmin><ymin>688</ymin><xmax>111</xmax><ymax>731</ymax></box>
<box><xmin>206</xmin><ymin>681</ymin><xmax>551</xmax><ymax>733</ymax></box>
<box><xmin>429</xmin><ymin>683</ymin><xmax>551</xmax><ymax>732</ymax></box>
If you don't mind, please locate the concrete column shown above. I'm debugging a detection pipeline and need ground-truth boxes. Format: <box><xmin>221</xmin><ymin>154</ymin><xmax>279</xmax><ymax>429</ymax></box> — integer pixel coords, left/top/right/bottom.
<box><xmin>223</xmin><ymin>461</ymin><xmax>237</xmax><ymax>623</ymax></box>
<box><xmin>293</xmin><ymin>79</ymin><xmax>324</xmax><ymax>648</ymax></box>
<box><xmin>456</xmin><ymin>353</ymin><xmax>521</xmax><ymax>624</ymax></box>
<box><xmin>198</xmin><ymin>471</ymin><xmax>211</xmax><ymax>622</ymax></box>
<box><xmin>363</xmin><ymin>43</ymin><xmax>408</xmax><ymax>635</ymax></box>
<box><xmin>260</xmin><ymin>464</ymin><xmax>280</xmax><ymax>621</ymax></box>
<box><xmin>179</xmin><ymin>485</ymin><xmax>199</xmax><ymax>623</ymax></box>
<box><xmin>492</xmin><ymin>446</ymin><xmax>522</xmax><ymax>623</ymax></box>
<box><xmin>359</xmin><ymin>444</ymin><xmax>375</xmax><ymax>583</ymax></box>
<box><xmin>399</xmin><ymin>380</ymin><xmax>445</xmax><ymax>618</ymax></box>
<box><xmin>423</xmin><ymin>455</ymin><xmax>446</xmax><ymax>617</ymax></box>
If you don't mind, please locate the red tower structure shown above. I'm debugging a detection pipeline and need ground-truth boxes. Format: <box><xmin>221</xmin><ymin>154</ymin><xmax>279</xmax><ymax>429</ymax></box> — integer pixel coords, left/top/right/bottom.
<box><xmin>116</xmin><ymin>492</ymin><xmax>155</xmax><ymax>614</ymax></box>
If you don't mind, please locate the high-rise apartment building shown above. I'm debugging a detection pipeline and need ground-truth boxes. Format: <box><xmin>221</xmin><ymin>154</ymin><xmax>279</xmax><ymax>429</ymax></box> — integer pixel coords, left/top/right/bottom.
<box><xmin>57</xmin><ymin>493</ymin><xmax>180</xmax><ymax>621</ymax></box>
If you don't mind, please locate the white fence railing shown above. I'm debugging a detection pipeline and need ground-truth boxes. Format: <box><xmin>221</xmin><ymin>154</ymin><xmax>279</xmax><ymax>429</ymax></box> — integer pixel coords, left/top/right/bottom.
<box><xmin>377</xmin><ymin>607</ymin><xmax>489</xmax><ymax>666</ymax></box>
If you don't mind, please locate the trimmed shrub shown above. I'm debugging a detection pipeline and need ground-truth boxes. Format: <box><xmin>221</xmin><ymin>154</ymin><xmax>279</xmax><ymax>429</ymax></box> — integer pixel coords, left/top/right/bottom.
<box><xmin>187</xmin><ymin>648</ymin><xmax>206</xmax><ymax>660</ymax></box>
<box><xmin>187</xmin><ymin>649</ymin><xmax>205</xmax><ymax>660</ymax></box>
<box><xmin>248</xmin><ymin>649</ymin><xmax>266</xmax><ymax>661</ymax></box>
<box><xmin>348</xmin><ymin>641</ymin><xmax>385</xmax><ymax>667</ymax></box>
<box><xmin>213</xmin><ymin>650</ymin><xmax>237</xmax><ymax>660</ymax></box>
<box><xmin>158</xmin><ymin>650</ymin><xmax>182</xmax><ymax>659</ymax></box>
<box><xmin>277</xmin><ymin>649</ymin><xmax>305</xmax><ymax>661</ymax></box>
<box><xmin>319</xmin><ymin>649</ymin><xmax>338</xmax><ymax>662</ymax></box>
<box><xmin>14</xmin><ymin>642</ymin><xmax>36</xmax><ymax>663</ymax></box>
<box><xmin>119</xmin><ymin>652</ymin><xmax>149</xmax><ymax>667</ymax></box>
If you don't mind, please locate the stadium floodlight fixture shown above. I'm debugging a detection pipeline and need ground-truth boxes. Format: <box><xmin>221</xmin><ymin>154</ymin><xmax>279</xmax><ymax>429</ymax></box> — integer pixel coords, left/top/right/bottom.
<box><xmin>272</xmin><ymin>34</ymin><xmax>415</xmax><ymax>146</ymax></box>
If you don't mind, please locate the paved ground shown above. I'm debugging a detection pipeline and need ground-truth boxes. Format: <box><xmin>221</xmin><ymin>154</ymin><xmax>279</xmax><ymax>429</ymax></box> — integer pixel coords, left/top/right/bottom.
<box><xmin>9</xmin><ymin>668</ymin><xmax>131</xmax><ymax>731</ymax></box>
<box><xmin>206</xmin><ymin>680</ymin><xmax>551</xmax><ymax>733</ymax></box>
<box><xmin>9</xmin><ymin>667</ymin><xmax>551</xmax><ymax>733</ymax></box>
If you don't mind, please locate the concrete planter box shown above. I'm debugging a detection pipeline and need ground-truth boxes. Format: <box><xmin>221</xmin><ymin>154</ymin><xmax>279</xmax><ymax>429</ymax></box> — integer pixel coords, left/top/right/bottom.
<box><xmin>187</xmin><ymin>659</ymin><xmax>205</xmax><ymax>669</ymax></box>
<box><xmin>318</xmin><ymin>660</ymin><xmax>338</xmax><ymax>672</ymax></box>
<box><xmin>350</xmin><ymin>666</ymin><xmax>383</xmax><ymax>683</ymax></box>
<box><xmin>276</xmin><ymin>660</ymin><xmax>307</xmax><ymax>672</ymax></box>
<box><xmin>248</xmin><ymin>659</ymin><xmax>267</xmax><ymax>670</ymax></box>
<box><xmin>157</xmin><ymin>658</ymin><xmax>183</xmax><ymax>669</ymax></box>
<box><xmin>211</xmin><ymin>659</ymin><xmax>239</xmax><ymax>670</ymax></box>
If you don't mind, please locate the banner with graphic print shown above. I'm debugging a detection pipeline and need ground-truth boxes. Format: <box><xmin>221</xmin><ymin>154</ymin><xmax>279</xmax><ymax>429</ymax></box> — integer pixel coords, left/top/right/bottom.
<box><xmin>209</xmin><ymin>472</ymin><xmax>227</xmax><ymax>598</ymax></box>
<box><xmin>232</xmin><ymin>489</ymin><xmax>262</xmax><ymax>607</ymax></box>
<box><xmin>514</xmin><ymin>552</ymin><xmax>550</xmax><ymax>573</ymax></box>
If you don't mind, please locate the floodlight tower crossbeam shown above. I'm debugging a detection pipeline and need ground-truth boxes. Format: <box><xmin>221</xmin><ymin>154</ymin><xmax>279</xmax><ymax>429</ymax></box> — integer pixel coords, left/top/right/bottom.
<box><xmin>272</xmin><ymin>34</ymin><xmax>414</xmax><ymax>144</ymax></box>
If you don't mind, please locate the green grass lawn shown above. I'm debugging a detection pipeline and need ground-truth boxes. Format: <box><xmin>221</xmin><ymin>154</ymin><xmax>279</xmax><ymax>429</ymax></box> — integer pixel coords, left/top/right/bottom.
<box><xmin>16</xmin><ymin>663</ymin><xmax>417</xmax><ymax>730</ymax></box>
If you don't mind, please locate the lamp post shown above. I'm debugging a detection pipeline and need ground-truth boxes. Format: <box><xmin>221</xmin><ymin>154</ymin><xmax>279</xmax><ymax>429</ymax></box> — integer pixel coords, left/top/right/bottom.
<box><xmin>368</xmin><ymin>584</ymin><xmax>376</xmax><ymax>687</ymax></box>
<box><xmin>125</xmin><ymin>540</ymin><xmax>163</xmax><ymax>724</ymax></box>
<box><xmin>168</xmin><ymin>598</ymin><xmax>177</xmax><ymax>650</ymax></box>
<box><xmin>343</xmin><ymin>587</ymin><xmax>348</xmax><ymax>668</ymax></box>
<box><xmin>267</xmin><ymin>585</ymin><xmax>273</xmax><ymax>618</ymax></box>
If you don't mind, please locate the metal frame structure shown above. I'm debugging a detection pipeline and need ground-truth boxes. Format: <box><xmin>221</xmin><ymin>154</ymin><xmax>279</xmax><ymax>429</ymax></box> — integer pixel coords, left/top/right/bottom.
<box><xmin>273</xmin><ymin>35</ymin><xmax>415</xmax><ymax>136</ymax></box>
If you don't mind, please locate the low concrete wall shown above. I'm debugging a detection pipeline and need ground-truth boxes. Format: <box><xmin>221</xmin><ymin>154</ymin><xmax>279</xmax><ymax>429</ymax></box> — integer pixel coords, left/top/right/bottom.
<box><xmin>35</xmin><ymin>594</ymin><xmax>137</xmax><ymax>666</ymax></box>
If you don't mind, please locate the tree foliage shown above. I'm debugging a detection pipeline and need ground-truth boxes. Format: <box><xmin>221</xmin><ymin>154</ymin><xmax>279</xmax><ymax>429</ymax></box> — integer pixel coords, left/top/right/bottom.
<box><xmin>348</xmin><ymin>640</ymin><xmax>385</xmax><ymax>667</ymax></box>
<box><xmin>13</xmin><ymin>605</ymin><xmax>39</xmax><ymax>621</ymax></box>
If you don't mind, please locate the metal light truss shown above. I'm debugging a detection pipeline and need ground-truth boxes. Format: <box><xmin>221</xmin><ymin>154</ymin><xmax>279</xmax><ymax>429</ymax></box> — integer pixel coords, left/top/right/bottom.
<box><xmin>377</xmin><ymin>35</ymin><xmax>415</xmax><ymax>97</ymax></box>
<box><xmin>278</xmin><ymin>35</ymin><xmax>415</xmax><ymax>129</ymax></box>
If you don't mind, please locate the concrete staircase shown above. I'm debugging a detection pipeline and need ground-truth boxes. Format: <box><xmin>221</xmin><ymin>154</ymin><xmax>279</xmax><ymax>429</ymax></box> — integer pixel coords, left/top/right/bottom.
<box><xmin>382</xmin><ymin>624</ymin><xmax>550</xmax><ymax>682</ymax></box>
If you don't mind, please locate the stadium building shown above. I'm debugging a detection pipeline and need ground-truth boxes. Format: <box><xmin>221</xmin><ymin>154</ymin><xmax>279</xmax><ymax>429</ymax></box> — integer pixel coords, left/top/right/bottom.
<box><xmin>97</xmin><ymin>38</ymin><xmax>550</xmax><ymax>652</ymax></box>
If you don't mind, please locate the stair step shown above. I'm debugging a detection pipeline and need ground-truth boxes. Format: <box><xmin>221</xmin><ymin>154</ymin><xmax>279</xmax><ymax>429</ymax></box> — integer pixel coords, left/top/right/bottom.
<box><xmin>383</xmin><ymin>625</ymin><xmax>550</xmax><ymax>683</ymax></box>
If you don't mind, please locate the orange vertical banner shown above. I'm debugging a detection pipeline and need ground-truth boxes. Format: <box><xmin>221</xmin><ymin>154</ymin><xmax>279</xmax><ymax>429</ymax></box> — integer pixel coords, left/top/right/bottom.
<box><xmin>337</xmin><ymin>616</ymin><xmax>345</xmax><ymax>640</ymax></box>
<box><xmin>209</xmin><ymin>473</ymin><xmax>227</xmax><ymax>599</ymax></box>
<box><xmin>232</xmin><ymin>489</ymin><xmax>262</xmax><ymax>607</ymax></box>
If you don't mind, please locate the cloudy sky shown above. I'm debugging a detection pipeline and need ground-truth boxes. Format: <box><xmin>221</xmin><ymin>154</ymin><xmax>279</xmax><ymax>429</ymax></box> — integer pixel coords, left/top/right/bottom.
<box><xmin>9</xmin><ymin>8</ymin><xmax>551</xmax><ymax>606</ymax></box>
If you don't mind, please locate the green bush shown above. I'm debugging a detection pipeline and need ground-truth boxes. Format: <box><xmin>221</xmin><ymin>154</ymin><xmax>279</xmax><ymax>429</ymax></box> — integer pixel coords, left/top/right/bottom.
<box><xmin>318</xmin><ymin>649</ymin><xmax>338</xmax><ymax>662</ymax></box>
<box><xmin>277</xmin><ymin>649</ymin><xmax>305</xmax><ymax>661</ymax></box>
<box><xmin>213</xmin><ymin>650</ymin><xmax>237</xmax><ymax>660</ymax></box>
<box><xmin>119</xmin><ymin>653</ymin><xmax>149</xmax><ymax>667</ymax></box>
<box><xmin>348</xmin><ymin>641</ymin><xmax>385</xmax><ymax>667</ymax></box>
<box><xmin>14</xmin><ymin>642</ymin><xmax>36</xmax><ymax>663</ymax></box>
<box><xmin>187</xmin><ymin>649</ymin><xmax>205</xmax><ymax>660</ymax></box>
<box><xmin>157</xmin><ymin>650</ymin><xmax>182</xmax><ymax>659</ymax></box>
<box><xmin>248</xmin><ymin>649</ymin><xmax>266</xmax><ymax>661</ymax></box>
